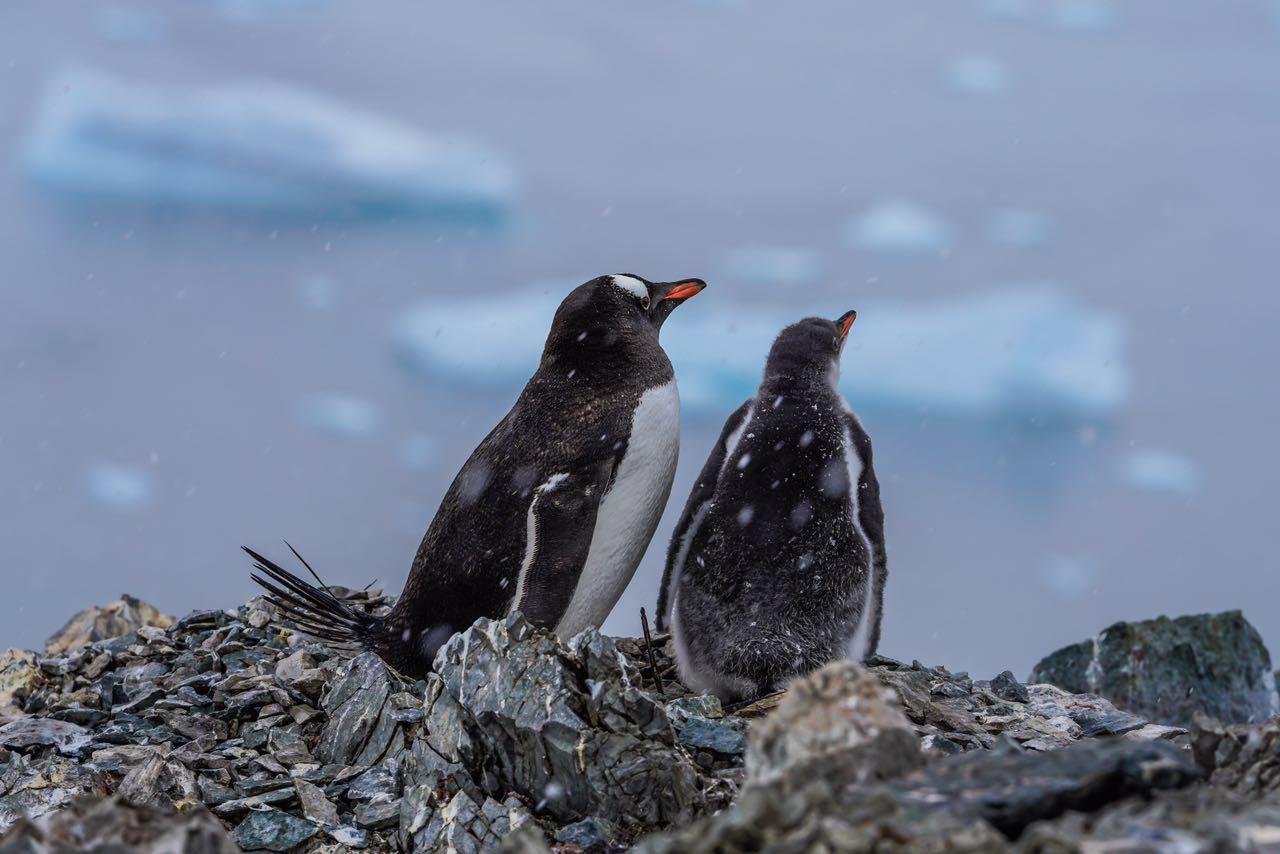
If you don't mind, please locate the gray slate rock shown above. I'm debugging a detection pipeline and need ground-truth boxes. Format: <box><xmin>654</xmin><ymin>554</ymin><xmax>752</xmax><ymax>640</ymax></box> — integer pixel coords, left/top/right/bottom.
<box><xmin>315</xmin><ymin>653</ymin><xmax>398</xmax><ymax>767</ymax></box>
<box><xmin>424</xmin><ymin>614</ymin><xmax>702</xmax><ymax>828</ymax></box>
<box><xmin>1192</xmin><ymin>715</ymin><xmax>1280</xmax><ymax>796</ymax></box>
<box><xmin>554</xmin><ymin>816</ymin><xmax>619</xmax><ymax>850</ymax></box>
<box><xmin>0</xmin><ymin>795</ymin><xmax>236</xmax><ymax>854</ymax></box>
<box><xmin>640</xmin><ymin>735</ymin><xmax>1201</xmax><ymax>851</ymax></box>
<box><xmin>675</xmin><ymin>716</ymin><xmax>746</xmax><ymax>756</ymax></box>
<box><xmin>0</xmin><ymin>719</ymin><xmax>91</xmax><ymax>758</ymax></box>
<box><xmin>1031</xmin><ymin>610</ymin><xmax>1279</xmax><ymax>726</ymax></box>
<box><xmin>231</xmin><ymin>807</ymin><xmax>319</xmax><ymax>852</ymax></box>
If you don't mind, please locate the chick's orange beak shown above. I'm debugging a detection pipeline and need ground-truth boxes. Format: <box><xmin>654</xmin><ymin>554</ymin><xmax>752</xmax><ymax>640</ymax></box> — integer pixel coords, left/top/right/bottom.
<box><xmin>839</xmin><ymin>309</ymin><xmax>857</xmax><ymax>341</ymax></box>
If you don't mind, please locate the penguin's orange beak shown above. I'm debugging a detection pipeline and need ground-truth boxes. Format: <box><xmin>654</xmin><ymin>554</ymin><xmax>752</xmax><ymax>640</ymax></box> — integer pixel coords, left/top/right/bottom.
<box><xmin>662</xmin><ymin>279</ymin><xmax>707</xmax><ymax>302</ymax></box>
<box><xmin>838</xmin><ymin>310</ymin><xmax>857</xmax><ymax>342</ymax></box>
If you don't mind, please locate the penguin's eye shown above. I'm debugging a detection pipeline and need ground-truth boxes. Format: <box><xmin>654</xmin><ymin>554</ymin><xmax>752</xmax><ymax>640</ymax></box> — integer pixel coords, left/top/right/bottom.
<box><xmin>640</xmin><ymin>295</ymin><xmax>651</xmax><ymax>310</ymax></box>
<box><xmin>832</xmin><ymin>335</ymin><xmax>840</xmax><ymax>349</ymax></box>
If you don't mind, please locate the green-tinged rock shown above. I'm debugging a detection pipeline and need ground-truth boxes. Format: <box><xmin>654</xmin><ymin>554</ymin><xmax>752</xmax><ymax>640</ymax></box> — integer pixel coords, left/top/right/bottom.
<box><xmin>675</xmin><ymin>717</ymin><xmax>746</xmax><ymax>755</ymax></box>
<box><xmin>231</xmin><ymin>807</ymin><xmax>318</xmax><ymax>852</ymax></box>
<box><xmin>1030</xmin><ymin>610</ymin><xmax>1278</xmax><ymax>727</ymax></box>
<box><xmin>555</xmin><ymin>816</ymin><xmax>619</xmax><ymax>850</ymax></box>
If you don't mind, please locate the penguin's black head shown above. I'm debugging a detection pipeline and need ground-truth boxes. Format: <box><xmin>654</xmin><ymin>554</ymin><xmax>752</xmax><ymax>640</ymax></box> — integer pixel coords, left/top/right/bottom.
<box><xmin>764</xmin><ymin>310</ymin><xmax>857</xmax><ymax>387</ymax></box>
<box><xmin>543</xmin><ymin>273</ymin><xmax>706</xmax><ymax>370</ymax></box>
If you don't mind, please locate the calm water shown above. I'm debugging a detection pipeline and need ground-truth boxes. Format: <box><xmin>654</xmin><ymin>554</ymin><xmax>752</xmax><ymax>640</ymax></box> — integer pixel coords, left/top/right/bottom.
<box><xmin>2</xmin><ymin>0</ymin><xmax>1278</xmax><ymax>680</ymax></box>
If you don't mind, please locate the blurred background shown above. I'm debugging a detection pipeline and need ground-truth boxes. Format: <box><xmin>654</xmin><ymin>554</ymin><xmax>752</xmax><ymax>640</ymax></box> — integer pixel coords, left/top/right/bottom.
<box><xmin>2</xmin><ymin>0</ymin><xmax>1277</xmax><ymax>679</ymax></box>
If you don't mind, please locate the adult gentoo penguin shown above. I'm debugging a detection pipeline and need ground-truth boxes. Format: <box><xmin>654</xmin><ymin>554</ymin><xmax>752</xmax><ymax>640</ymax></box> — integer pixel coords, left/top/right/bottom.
<box><xmin>246</xmin><ymin>273</ymin><xmax>706</xmax><ymax>677</ymax></box>
<box><xmin>657</xmin><ymin>311</ymin><xmax>886</xmax><ymax>702</ymax></box>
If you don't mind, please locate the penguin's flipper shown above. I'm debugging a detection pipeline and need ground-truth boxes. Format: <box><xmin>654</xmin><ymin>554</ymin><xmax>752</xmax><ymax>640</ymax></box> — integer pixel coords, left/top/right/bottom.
<box><xmin>656</xmin><ymin>398</ymin><xmax>753</xmax><ymax>631</ymax></box>
<box><xmin>511</xmin><ymin>459</ymin><xmax>615</xmax><ymax>629</ymax></box>
<box><xmin>842</xmin><ymin>410</ymin><xmax>888</xmax><ymax>658</ymax></box>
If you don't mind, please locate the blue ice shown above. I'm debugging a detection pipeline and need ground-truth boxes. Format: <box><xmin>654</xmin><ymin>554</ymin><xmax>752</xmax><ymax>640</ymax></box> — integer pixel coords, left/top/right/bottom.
<box><xmin>395</xmin><ymin>282</ymin><xmax>1128</xmax><ymax>422</ymax></box>
<box><xmin>1118</xmin><ymin>450</ymin><xmax>1201</xmax><ymax>495</ymax></box>
<box><xmin>95</xmin><ymin>7</ymin><xmax>165</xmax><ymax>44</ymax></box>
<box><xmin>297</xmin><ymin>275</ymin><xmax>340</xmax><ymax>312</ymax></box>
<box><xmin>717</xmin><ymin>246</ymin><xmax>823</xmax><ymax>289</ymax></box>
<box><xmin>989</xmin><ymin>209</ymin><xmax>1053</xmax><ymax>249</ymax></box>
<box><xmin>23</xmin><ymin>68</ymin><xmax>514</xmax><ymax>222</ymax></box>
<box><xmin>295</xmin><ymin>395</ymin><xmax>383</xmax><ymax>439</ymax></box>
<box><xmin>1051</xmin><ymin>0</ymin><xmax>1118</xmax><ymax>33</ymax></box>
<box><xmin>1039</xmin><ymin>555</ymin><xmax>1098</xmax><ymax>600</ymax></box>
<box><xmin>944</xmin><ymin>55</ymin><xmax>1011</xmax><ymax>97</ymax></box>
<box><xmin>85</xmin><ymin>463</ymin><xmax>155</xmax><ymax>512</ymax></box>
<box><xmin>846</xmin><ymin>199</ymin><xmax>952</xmax><ymax>257</ymax></box>
<box><xmin>399</xmin><ymin>434</ymin><xmax>440</xmax><ymax>471</ymax></box>
<box><xmin>212</xmin><ymin>0</ymin><xmax>329</xmax><ymax>20</ymax></box>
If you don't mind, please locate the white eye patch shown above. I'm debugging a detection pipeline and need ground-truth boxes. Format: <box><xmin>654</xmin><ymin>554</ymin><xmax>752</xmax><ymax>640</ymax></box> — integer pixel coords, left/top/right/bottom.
<box><xmin>608</xmin><ymin>274</ymin><xmax>648</xmax><ymax>300</ymax></box>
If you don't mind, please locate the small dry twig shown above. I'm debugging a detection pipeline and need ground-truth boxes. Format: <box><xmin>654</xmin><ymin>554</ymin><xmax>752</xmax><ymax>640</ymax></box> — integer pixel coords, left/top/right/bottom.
<box><xmin>639</xmin><ymin>607</ymin><xmax>664</xmax><ymax>693</ymax></box>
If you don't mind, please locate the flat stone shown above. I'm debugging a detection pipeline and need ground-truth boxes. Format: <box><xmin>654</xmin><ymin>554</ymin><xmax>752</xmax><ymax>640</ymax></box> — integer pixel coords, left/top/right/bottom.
<box><xmin>294</xmin><ymin>778</ymin><xmax>340</xmax><ymax>828</ymax></box>
<box><xmin>554</xmin><ymin>816</ymin><xmax>619</xmax><ymax>850</ymax></box>
<box><xmin>0</xmin><ymin>718</ymin><xmax>91</xmax><ymax>757</ymax></box>
<box><xmin>231</xmin><ymin>807</ymin><xmax>319</xmax><ymax>852</ymax></box>
<box><xmin>676</xmin><ymin>717</ymin><xmax>746</xmax><ymax>756</ymax></box>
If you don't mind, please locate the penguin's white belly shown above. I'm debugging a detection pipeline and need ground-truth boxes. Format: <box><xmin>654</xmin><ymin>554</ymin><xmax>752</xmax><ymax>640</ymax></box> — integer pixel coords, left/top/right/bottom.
<box><xmin>555</xmin><ymin>380</ymin><xmax>680</xmax><ymax>638</ymax></box>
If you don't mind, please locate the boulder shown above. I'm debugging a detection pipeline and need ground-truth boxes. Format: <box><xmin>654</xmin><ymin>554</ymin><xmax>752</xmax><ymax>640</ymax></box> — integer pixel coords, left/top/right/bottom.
<box><xmin>43</xmin><ymin>595</ymin><xmax>173</xmax><ymax>656</ymax></box>
<box><xmin>1030</xmin><ymin>610</ymin><xmax>1278</xmax><ymax>726</ymax></box>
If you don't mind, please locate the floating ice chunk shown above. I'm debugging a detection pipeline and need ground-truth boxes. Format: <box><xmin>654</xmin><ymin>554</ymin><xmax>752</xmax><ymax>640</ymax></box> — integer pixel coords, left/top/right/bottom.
<box><xmin>395</xmin><ymin>283</ymin><xmax>1128</xmax><ymax>422</ymax></box>
<box><xmin>95</xmin><ymin>7</ymin><xmax>165</xmax><ymax>44</ymax></box>
<box><xmin>399</xmin><ymin>434</ymin><xmax>439</xmax><ymax>470</ymax></box>
<box><xmin>718</xmin><ymin>246</ymin><xmax>822</xmax><ymax>288</ymax></box>
<box><xmin>85</xmin><ymin>463</ymin><xmax>155</xmax><ymax>511</ymax></box>
<box><xmin>1039</xmin><ymin>555</ymin><xmax>1098</xmax><ymax>600</ymax></box>
<box><xmin>1050</xmin><ymin>0</ymin><xmax>1118</xmax><ymax>33</ymax></box>
<box><xmin>23</xmin><ymin>67</ymin><xmax>514</xmax><ymax>221</ymax></box>
<box><xmin>212</xmin><ymin>0</ymin><xmax>329</xmax><ymax>20</ymax></box>
<box><xmin>296</xmin><ymin>275</ymin><xmax>340</xmax><ymax>311</ymax></box>
<box><xmin>846</xmin><ymin>199</ymin><xmax>952</xmax><ymax>257</ymax></box>
<box><xmin>979</xmin><ymin>0</ymin><xmax>1035</xmax><ymax>21</ymax></box>
<box><xmin>295</xmin><ymin>394</ymin><xmax>382</xmax><ymax>439</ymax></box>
<box><xmin>1118</xmin><ymin>450</ymin><xmax>1201</xmax><ymax>495</ymax></box>
<box><xmin>944</xmin><ymin>55</ymin><xmax>1011</xmax><ymax>96</ymax></box>
<box><xmin>989</xmin><ymin>209</ymin><xmax>1053</xmax><ymax>248</ymax></box>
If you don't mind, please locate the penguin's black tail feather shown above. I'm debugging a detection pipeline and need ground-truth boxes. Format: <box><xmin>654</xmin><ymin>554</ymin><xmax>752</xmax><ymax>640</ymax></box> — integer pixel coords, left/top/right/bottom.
<box><xmin>244</xmin><ymin>543</ymin><xmax>381</xmax><ymax>651</ymax></box>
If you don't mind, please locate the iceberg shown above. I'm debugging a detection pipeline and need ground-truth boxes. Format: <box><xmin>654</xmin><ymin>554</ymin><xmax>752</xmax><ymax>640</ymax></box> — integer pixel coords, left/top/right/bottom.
<box><xmin>1050</xmin><ymin>0</ymin><xmax>1118</xmax><ymax>33</ymax></box>
<box><xmin>394</xmin><ymin>283</ymin><xmax>1129</xmax><ymax>422</ymax></box>
<box><xmin>944</xmin><ymin>55</ymin><xmax>1011</xmax><ymax>97</ymax></box>
<box><xmin>846</xmin><ymin>199</ymin><xmax>952</xmax><ymax>257</ymax></box>
<box><xmin>399</xmin><ymin>434</ymin><xmax>440</xmax><ymax>471</ymax></box>
<box><xmin>84</xmin><ymin>463</ymin><xmax>155</xmax><ymax>512</ymax></box>
<box><xmin>989</xmin><ymin>208</ymin><xmax>1053</xmax><ymax>249</ymax></box>
<box><xmin>295</xmin><ymin>394</ymin><xmax>382</xmax><ymax>439</ymax></box>
<box><xmin>716</xmin><ymin>246</ymin><xmax>823</xmax><ymax>289</ymax></box>
<box><xmin>1038</xmin><ymin>555</ymin><xmax>1099</xmax><ymax>600</ymax></box>
<box><xmin>23</xmin><ymin>67</ymin><xmax>514</xmax><ymax>222</ymax></box>
<box><xmin>1118</xmin><ymin>450</ymin><xmax>1201</xmax><ymax>495</ymax></box>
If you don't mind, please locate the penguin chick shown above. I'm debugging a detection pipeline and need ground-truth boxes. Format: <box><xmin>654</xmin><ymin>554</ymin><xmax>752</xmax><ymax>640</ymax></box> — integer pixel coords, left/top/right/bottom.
<box><xmin>658</xmin><ymin>311</ymin><xmax>886</xmax><ymax>702</ymax></box>
<box><xmin>247</xmin><ymin>273</ymin><xmax>706</xmax><ymax>677</ymax></box>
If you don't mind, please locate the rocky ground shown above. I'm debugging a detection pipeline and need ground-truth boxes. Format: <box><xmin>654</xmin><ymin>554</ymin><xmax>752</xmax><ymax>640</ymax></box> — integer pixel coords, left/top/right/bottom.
<box><xmin>0</xmin><ymin>592</ymin><xmax>1277</xmax><ymax>852</ymax></box>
